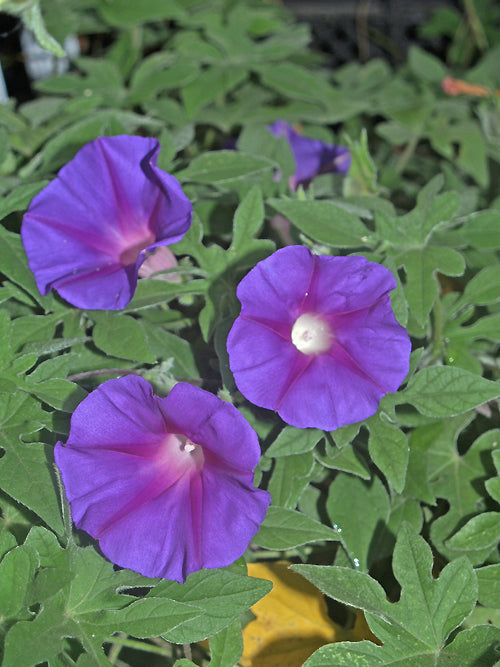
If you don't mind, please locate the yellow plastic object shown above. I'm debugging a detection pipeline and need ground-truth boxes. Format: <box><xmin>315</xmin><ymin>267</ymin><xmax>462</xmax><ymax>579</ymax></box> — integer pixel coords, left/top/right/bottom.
<box><xmin>240</xmin><ymin>561</ymin><xmax>345</xmax><ymax>667</ymax></box>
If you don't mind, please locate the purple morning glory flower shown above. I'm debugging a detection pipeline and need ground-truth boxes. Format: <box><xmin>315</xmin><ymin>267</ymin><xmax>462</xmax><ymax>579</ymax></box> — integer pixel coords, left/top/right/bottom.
<box><xmin>268</xmin><ymin>120</ymin><xmax>351</xmax><ymax>190</ymax></box>
<box><xmin>21</xmin><ymin>135</ymin><xmax>192</xmax><ymax>310</ymax></box>
<box><xmin>227</xmin><ymin>246</ymin><xmax>411</xmax><ymax>431</ymax></box>
<box><xmin>55</xmin><ymin>376</ymin><xmax>270</xmax><ymax>582</ymax></box>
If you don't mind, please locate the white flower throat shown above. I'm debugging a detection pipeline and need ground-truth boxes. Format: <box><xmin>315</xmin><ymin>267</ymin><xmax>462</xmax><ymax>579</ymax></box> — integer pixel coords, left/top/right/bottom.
<box><xmin>291</xmin><ymin>313</ymin><xmax>333</xmax><ymax>355</ymax></box>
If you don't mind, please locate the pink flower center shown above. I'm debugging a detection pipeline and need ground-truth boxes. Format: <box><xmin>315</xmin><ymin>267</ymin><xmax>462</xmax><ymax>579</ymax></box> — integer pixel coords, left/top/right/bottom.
<box><xmin>119</xmin><ymin>231</ymin><xmax>156</xmax><ymax>266</ymax></box>
<box><xmin>291</xmin><ymin>313</ymin><xmax>333</xmax><ymax>355</ymax></box>
<box><xmin>157</xmin><ymin>433</ymin><xmax>205</xmax><ymax>481</ymax></box>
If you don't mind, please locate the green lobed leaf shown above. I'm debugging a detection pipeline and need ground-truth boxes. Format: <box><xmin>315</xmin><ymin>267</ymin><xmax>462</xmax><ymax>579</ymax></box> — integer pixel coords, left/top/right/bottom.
<box><xmin>459</xmin><ymin>265</ymin><xmax>500</xmax><ymax>305</ymax></box>
<box><xmin>98</xmin><ymin>0</ymin><xmax>186</xmax><ymax>26</ymax></box>
<box><xmin>141</xmin><ymin>322</ymin><xmax>199</xmax><ymax>380</ymax></box>
<box><xmin>386</xmin><ymin>176</ymin><xmax>459</xmax><ymax>248</ymax></box>
<box><xmin>0</xmin><ymin>181</ymin><xmax>48</xmax><ymax>221</ymax></box>
<box><xmin>485</xmin><ymin>450</ymin><xmax>500</xmax><ymax>504</ymax></box>
<box><xmin>22</xmin><ymin>1</ymin><xmax>65</xmax><ymax>57</ymax></box>
<box><xmin>182</xmin><ymin>66</ymin><xmax>248</xmax><ymax>116</ymax></box>
<box><xmin>295</xmin><ymin>524</ymin><xmax>477</xmax><ymax>660</ymax></box>
<box><xmin>459</xmin><ymin>210</ymin><xmax>500</xmax><ymax>249</ymax></box>
<box><xmin>456</xmin><ymin>122</ymin><xmax>488</xmax><ymax>187</ymax></box>
<box><xmin>92</xmin><ymin>313</ymin><xmax>155</xmax><ymax>363</ymax></box>
<box><xmin>402</xmin><ymin>366</ymin><xmax>500</xmax><ymax>417</ymax></box>
<box><xmin>3</xmin><ymin>592</ymin><xmax>84</xmax><ymax>667</ymax></box>
<box><xmin>126</xmin><ymin>278</ymin><xmax>207</xmax><ymax>310</ymax></box>
<box><xmin>404</xmin><ymin>421</ymin><xmax>443</xmax><ymax>504</ymax></box>
<box><xmin>429</xmin><ymin>426</ymin><xmax>499</xmax><ymax>565</ymax></box>
<box><xmin>266</xmin><ymin>426</ymin><xmax>324</xmax><ymax>457</ymax></box>
<box><xmin>327</xmin><ymin>473</ymin><xmax>390</xmax><ymax>570</ymax></box>
<box><xmin>209</xmin><ymin>620</ymin><xmax>244</xmax><ymax>667</ymax></box>
<box><xmin>0</xmin><ymin>309</ymin><xmax>12</xmax><ymax>370</ymax></box>
<box><xmin>2</xmin><ymin>533</ymin><xmax>201</xmax><ymax>663</ymax></box>
<box><xmin>446</xmin><ymin>512</ymin><xmax>500</xmax><ymax>552</ymax></box>
<box><xmin>268</xmin><ymin>452</ymin><xmax>316</xmax><ymax>509</ymax></box>
<box><xmin>0</xmin><ymin>392</ymin><xmax>64</xmax><ymax>535</ymax></box>
<box><xmin>83</xmin><ymin>597</ymin><xmax>200</xmax><ymax>639</ymax></box>
<box><xmin>9</xmin><ymin>313</ymin><xmax>62</xmax><ymax>353</ymax></box>
<box><xmin>0</xmin><ymin>531</ymin><xmax>17</xmax><ymax>561</ymax></box>
<box><xmin>128</xmin><ymin>58</ymin><xmax>199</xmax><ymax>105</ymax></box>
<box><xmin>366</xmin><ymin>416</ymin><xmax>409</xmax><ymax>493</ymax></box>
<box><xmin>408</xmin><ymin>46</ymin><xmax>448</xmax><ymax>83</ymax></box>
<box><xmin>25</xmin><ymin>377</ymin><xmax>87</xmax><ymax>412</ymax></box>
<box><xmin>177</xmin><ymin>150</ymin><xmax>275</xmax><ymax>186</ymax></box>
<box><xmin>237</xmin><ymin>124</ymin><xmax>295</xmax><ymax>193</ymax></box>
<box><xmin>476</xmin><ymin>564</ymin><xmax>500</xmax><ymax>609</ymax></box>
<box><xmin>152</xmin><ymin>569</ymin><xmax>272</xmax><ymax>644</ymax></box>
<box><xmin>0</xmin><ymin>544</ymin><xmax>39</xmax><ymax>618</ymax></box>
<box><xmin>304</xmin><ymin>639</ymin><xmax>437</xmax><ymax>666</ymax></box>
<box><xmin>230</xmin><ymin>185</ymin><xmax>265</xmax><ymax>256</ymax></box>
<box><xmin>268</xmin><ymin>199</ymin><xmax>371</xmax><ymax>247</ymax></box>
<box><xmin>226</xmin><ymin>185</ymin><xmax>275</xmax><ymax>266</ymax></box>
<box><xmin>254</xmin><ymin>506</ymin><xmax>339</xmax><ymax>550</ymax></box>
<box><xmin>0</xmin><ymin>225</ymin><xmax>56</xmax><ymax>310</ymax></box>
<box><xmin>258</xmin><ymin>63</ymin><xmax>341</xmax><ymax>112</ymax></box>
<box><xmin>314</xmin><ymin>438</ymin><xmax>369</xmax><ymax>480</ymax></box>
<box><xmin>400</xmin><ymin>246</ymin><xmax>464</xmax><ymax>327</ymax></box>
<box><xmin>437</xmin><ymin>625</ymin><xmax>500</xmax><ymax>666</ymax></box>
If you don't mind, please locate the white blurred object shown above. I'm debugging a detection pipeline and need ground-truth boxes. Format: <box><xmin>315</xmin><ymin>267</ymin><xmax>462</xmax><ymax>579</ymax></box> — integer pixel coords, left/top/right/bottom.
<box><xmin>20</xmin><ymin>29</ymin><xmax>79</xmax><ymax>80</ymax></box>
<box><xmin>0</xmin><ymin>63</ymin><xmax>8</xmax><ymax>102</ymax></box>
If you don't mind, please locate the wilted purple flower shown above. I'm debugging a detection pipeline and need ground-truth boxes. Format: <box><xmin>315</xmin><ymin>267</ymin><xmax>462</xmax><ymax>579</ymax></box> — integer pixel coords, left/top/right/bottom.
<box><xmin>21</xmin><ymin>135</ymin><xmax>192</xmax><ymax>310</ymax></box>
<box><xmin>227</xmin><ymin>246</ymin><xmax>411</xmax><ymax>431</ymax></box>
<box><xmin>55</xmin><ymin>376</ymin><xmax>270</xmax><ymax>582</ymax></box>
<box><xmin>268</xmin><ymin>120</ymin><xmax>351</xmax><ymax>190</ymax></box>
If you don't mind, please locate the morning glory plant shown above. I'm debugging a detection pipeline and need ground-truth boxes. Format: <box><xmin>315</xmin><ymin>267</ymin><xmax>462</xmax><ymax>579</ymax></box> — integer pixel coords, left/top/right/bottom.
<box><xmin>2</xmin><ymin>0</ymin><xmax>500</xmax><ymax>665</ymax></box>
<box><xmin>268</xmin><ymin>120</ymin><xmax>351</xmax><ymax>190</ymax></box>
<box><xmin>227</xmin><ymin>246</ymin><xmax>411</xmax><ymax>430</ymax></box>
<box><xmin>55</xmin><ymin>376</ymin><xmax>270</xmax><ymax>583</ymax></box>
<box><xmin>21</xmin><ymin>135</ymin><xmax>192</xmax><ymax>310</ymax></box>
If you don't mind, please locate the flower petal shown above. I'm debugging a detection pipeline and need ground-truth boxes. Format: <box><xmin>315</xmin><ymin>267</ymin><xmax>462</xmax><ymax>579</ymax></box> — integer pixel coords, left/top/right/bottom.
<box><xmin>22</xmin><ymin>135</ymin><xmax>192</xmax><ymax>310</ymax></box>
<box><xmin>66</xmin><ymin>375</ymin><xmax>167</xmax><ymax>449</ymax></box>
<box><xmin>235</xmin><ymin>245</ymin><xmax>314</xmax><ymax>324</ymax></box>
<box><xmin>268</xmin><ymin>121</ymin><xmax>351</xmax><ymax>189</ymax></box>
<box><xmin>311</xmin><ymin>254</ymin><xmax>397</xmax><ymax>315</ymax></box>
<box><xmin>160</xmin><ymin>382</ymin><xmax>263</xmax><ymax>472</ymax></box>
<box><xmin>275</xmin><ymin>351</ymin><xmax>384</xmax><ymax>430</ymax></box>
<box><xmin>56</xmin><ymin>443</ymin><xmax>203</xmax><ymax>581</ymax></box>
<box><xmin>329</xmin><ymin>299</ymin><xmax>411</xmax><ymax>394</ymax></box>
<box><xmin>199</xmin><ymin>465</ymin><xmax>270</xmax><ymax>569</ymax></box>
<box><xmin>55</xmin><ymin>376</ymin><xmax>270</xmax><ymax>582</ymax></box>
<box><xmin>228</xmin><ymin>315</ymin><xmax>309</xmax><ymax>412</ymax></box>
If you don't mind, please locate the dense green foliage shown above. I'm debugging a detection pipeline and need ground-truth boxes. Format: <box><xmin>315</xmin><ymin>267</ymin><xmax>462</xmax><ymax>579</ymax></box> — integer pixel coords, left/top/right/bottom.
<box><xmin>0</xmin><ymin>0</ymin><xmax>499</xmax><ymax>665</ymax></box>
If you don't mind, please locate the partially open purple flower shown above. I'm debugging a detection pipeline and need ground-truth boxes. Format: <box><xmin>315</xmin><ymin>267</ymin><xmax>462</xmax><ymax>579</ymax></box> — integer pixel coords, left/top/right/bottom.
<box><xmin>227</xmin><ymin>246</ymin><xmax>411</xmax><ymax>431</ymax></box>
<box><xmin>55</xmin><ymin>376</ymin><xmax>270</xmax><ymax>582</ymax></box>
<box><xmin>268</xmin><ymin>121</ymin><xmax>351</xmax><ymax>190</ymax></box>
<box><xmin>22</xmin><ymin>135</ymin><xmax>192</xmax><ymax>310</ymax></box>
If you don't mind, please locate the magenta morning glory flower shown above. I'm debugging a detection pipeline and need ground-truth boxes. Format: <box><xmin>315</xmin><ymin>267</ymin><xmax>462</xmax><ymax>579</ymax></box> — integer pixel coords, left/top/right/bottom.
<box><xmin>227</xmin><ymin>246</ymin><xmax>411</xmax><ymax>431</ymax></box>
<box><xmin>21</xmin><ymin>135</ymin><xmax>192</xmax><ymax>310</ymax></box>
<box><xmin>54</xmin><ymin>376</ymin><xmax>270</xmax><ymax>582</ymax></box>
<box><xmin>268</xmin><ymin>120</ymin><xmax>351</xmax><ymax>190</ymax></box>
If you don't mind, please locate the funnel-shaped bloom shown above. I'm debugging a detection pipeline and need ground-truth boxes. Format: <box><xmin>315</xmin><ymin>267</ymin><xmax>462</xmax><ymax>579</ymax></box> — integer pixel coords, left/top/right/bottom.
<box><xmin>22</xmin><ymin>135</ymin><xmax>192</xmax><ymax>310</ymax></box>
<box><xmin>55</xmin><ymin>376</ymin><xmax>270</xmax><ymax>582</ymax></box>
<box><xmin>268</xmin><ymin>121</ymin><xmax>351</xmax><ymax>190</ymax></box>
<box><xmin>227</xmin><ymin>246</ymin><xmax>411</xmax><ymax>431</ymax></box>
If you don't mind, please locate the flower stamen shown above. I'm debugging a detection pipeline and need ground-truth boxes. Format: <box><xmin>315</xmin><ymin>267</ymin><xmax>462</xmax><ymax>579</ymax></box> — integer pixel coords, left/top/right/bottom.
<box><xmin>291</xmin><ymin>313</ymin><xmax>333</xmax><ymax>355</ymax></box>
